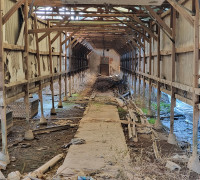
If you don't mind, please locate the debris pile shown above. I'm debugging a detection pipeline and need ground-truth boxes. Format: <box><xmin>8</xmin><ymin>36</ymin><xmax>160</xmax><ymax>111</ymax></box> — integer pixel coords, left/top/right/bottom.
<box><xmin>93</xmin><ymin>76</ymin><xmax>122</xmax><ymax>92</ymax></box>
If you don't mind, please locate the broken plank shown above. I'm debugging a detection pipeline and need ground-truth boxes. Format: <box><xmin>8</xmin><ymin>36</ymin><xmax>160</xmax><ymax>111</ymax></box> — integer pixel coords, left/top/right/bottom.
<box><xmin>33</xmin><ymin>125</ymin><xmax>71</xmax><ymax>135</ymax></box>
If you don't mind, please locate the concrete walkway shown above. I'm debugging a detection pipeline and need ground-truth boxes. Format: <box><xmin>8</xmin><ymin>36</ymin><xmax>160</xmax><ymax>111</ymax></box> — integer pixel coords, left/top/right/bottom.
<box><xmin>56</xmin><ymin>92</ymin><xmax>133</xmax><ymax>179</ymax></box>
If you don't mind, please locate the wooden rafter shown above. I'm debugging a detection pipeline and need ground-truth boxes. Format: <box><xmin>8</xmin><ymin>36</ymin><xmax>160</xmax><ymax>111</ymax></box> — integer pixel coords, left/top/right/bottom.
<box><xmin>167</xmin><ymin>0</ymin><xmax>194</xmax><ymax>26</ymax></box>
<box><xmin>2</xmin><ymin>0</ymin><xmax>25</xmax><ymax>25</ymax></box>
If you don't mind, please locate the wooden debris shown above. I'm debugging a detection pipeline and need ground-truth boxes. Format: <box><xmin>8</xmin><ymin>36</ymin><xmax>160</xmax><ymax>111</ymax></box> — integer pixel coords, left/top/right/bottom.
<box><xmin>30</xmin><ymin>117</ymin><xmax>82</xmax><ymax>121</ymax></box>
<box><xmin>33</xmin><ymin>125</ymin><xmax>71</xmax><ymax>135</ymax></box>
<box><xmin>23</xmin><ymin>154</ymin><xmax>64</xmax><ymax>179</ymax></box>
<box><xmin>127</xmin><ymin>116</ymin><xmax>133</xmax><ymax>139</ymax></box>
<box><xmin>151</xmin><ymin>130</ymin><xmax>161</xmax><ymax>160</ymax></box>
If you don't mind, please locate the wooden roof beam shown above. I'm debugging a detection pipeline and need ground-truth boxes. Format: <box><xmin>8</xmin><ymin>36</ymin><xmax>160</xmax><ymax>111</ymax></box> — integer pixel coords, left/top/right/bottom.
<box><xmin>167</xmin><ymin>0</ymin><xmax>194</xmax><ymax>26</ymax></box>
<box><xmin>3</xmin><ymin>0</ymin><xmax>25</xmax><ymax>25</ymax></box>
<box><xmin>144</xmin><ymin>6</ymin><xmax>172</xmax><ymax>37</ymax></box>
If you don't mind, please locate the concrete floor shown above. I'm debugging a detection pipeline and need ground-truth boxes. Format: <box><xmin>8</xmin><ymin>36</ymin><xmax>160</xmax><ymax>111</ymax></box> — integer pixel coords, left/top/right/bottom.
<box><xmin>56</xmin><ymin>92</ymin><xmax>133</xmax><ymax>179</ymax></box>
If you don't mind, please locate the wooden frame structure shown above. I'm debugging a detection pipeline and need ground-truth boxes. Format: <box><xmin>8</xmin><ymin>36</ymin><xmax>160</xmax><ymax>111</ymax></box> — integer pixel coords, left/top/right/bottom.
<box><xmin>0</xmin><ymin>0</ymin><xmax>200</xmax><ymax>173</ymax></box>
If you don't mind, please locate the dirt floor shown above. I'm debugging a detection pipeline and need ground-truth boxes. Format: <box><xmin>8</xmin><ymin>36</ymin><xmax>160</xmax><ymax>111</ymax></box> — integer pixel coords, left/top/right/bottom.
<box><xmin>3</xmin><ymin>104</ymin><xmax>85</xmax><ymax>176</ymax></box>
<box><xmin>2</xmin><ymin>76</ymin><xmax>200</xmax><ymax>179</ymax></box>
<box><xmin>1</xmin><ymin>79</ymin><xmax>94</xmax><ymax>178</ymax></box>
<box><xmin>121</xmin><ymin>117</ymin><xmax>200</xmax><ymax>180</ymax></box>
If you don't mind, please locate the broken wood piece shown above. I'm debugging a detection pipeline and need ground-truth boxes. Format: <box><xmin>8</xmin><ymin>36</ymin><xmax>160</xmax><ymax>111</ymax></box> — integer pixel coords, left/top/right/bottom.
<box><xmin>23</xmin><ymin>154</ymin><xmax>64</xmax><ymax>179</ymax></box>
<box><xmin>120</xmin><ymin>120</ymin><xmax>153</xmax><ymax>128</ymax></box>
<box><xmin>122</xmin><ymin>91</ymin><xmax>130</xmax><ymax>98</ymax></box>
<box><xmin>127</xmin><ymin>116</ymin><xmax>133</xmax><ymax>139</ymax></box>
<box><xmin>33</xmin><ymin>125</ymin><xmax>70</xmax><ymax>135</ymax></box>
<box><xmin>30</xmin><ymin>117</ymin><xmax>82</xmax><ymax>121</ymax></box>
<box><xmin>153</xmin><ymin>140</ymin><xmax>161</xmax><ymax>160</ymax></box>
<box><xmin>128</xmin><ymin>109</ymin><xmax>138</xmax><ymax>122</ymax></box>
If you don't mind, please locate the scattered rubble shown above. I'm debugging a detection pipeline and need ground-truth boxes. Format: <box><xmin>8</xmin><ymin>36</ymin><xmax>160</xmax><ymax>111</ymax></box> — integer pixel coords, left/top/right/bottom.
<box><xmin>7</xmin><ymin>171</ymin><xmax>21</xmax><ymax>180</ymax></box>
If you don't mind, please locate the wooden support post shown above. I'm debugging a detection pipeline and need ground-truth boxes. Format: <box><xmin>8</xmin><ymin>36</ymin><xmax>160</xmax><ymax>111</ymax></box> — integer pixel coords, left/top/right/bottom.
<box><xmin>68</xmin><ymin>38</ymin><xmax>72</xmax><ymax>97</ymax></box>
<box><xmin>63</xmin><ymin>32</ymin><xmax>68</xmax><ymax>102</ymax></box>
<box><xmin>24</xmin><ymin>0</ymin><xmax>30</xmax><ymax>123</ymax></box>
<box><xmin>58</xmin><ymin>35</ymin><xmax>63</xmax><ymax>108</ymax></box>
<box><xmin>143</xmin><ymin>39</ymin><xmax>146</xmax><ymax>98</ymax></box>
<box><xmin>134</xmin><ymin>50</ymin><xmax>137</xmax><ymax>97</ymax></box>
<box><xmin>188</xmin><ymin>0</ymin><xmax>200</xmax><ymax>173</ymax></box>
<box><xmin>138</xmin><ymin>47</ymin><xmax>141</xmax><ymax>95</ymax></box>
<box><xmin>168</xmin><ymin>7</ymin><xmax>177</xmax><ymax>145</ymax></box>
<box><xmin>34</xmin><ymin>15</ymin><xmax>47</xmax><ymax>125</ymax></box>
<box><xmin>132</xmin><ymin>49</ymin><xmax>134</xmax><ymax>88</ymax></box>
<box><xmin>47</xmin><ymin>22</ymin><xmax>56</xmax><ymax>115</ymax></box>
<box><xmin>148</xmin><ymin>23</ymin><xmax>152</xmax><ymax>116</ymax></box>
<box><xmin>72</xmin><ymin>72</ymin><xmax>75</xmax><ymax>94</ymax></box>
<box><xmin>155</xmin><ymin>26</ymin><xmax>162</xmax><ymax>129</ymax></box>
<box><xmin>0</xmin><ymin>0</ymin><xmax>9</xmax><ymax>165</ymax></box>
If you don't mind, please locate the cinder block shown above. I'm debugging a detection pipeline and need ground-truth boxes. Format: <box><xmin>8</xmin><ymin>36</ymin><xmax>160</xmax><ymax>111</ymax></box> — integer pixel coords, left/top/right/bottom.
<box><xmin>8</xmin><ymin>98</ymin><xmax>39</xmax><ymax>119</ymax></box>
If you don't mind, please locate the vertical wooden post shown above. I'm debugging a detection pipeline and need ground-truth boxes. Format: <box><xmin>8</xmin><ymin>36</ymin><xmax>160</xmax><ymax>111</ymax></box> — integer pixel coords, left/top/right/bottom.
<box><xmin>63</xmin><ymin>31</ymin><xmax>68</xmax><ymax>102</ymax></box>
<box><xmin>138</xmin><ymin>47</ymin><xmax>141</xmax><ymax>95</ymax></box>
<box><xmin>188</xmin><ymin>0</ymin><xmax>200</xmax><ymax>173</ymax></box>
<box><xmin>134</xmin><ymin>50</ymin><xmax>137</xmax><ymax>97</ymax></box>
<box><xmin>58</xmin><ymin>35</ymin><xmax>63</xmax><ymax>108</ymax></box>
<box><xmin>48</xmin><ymin>22</ymin><xmax>56</xmax><ymax>115</ymax></box>
<box><xmin>24</xmin><ymin>0</ymin><xmax>30</xmax><ymax>123</ymax></box>
<box><xmin>168</xmin><ymin>7</ymin><xmax>177</xmax><ymax>144</ymax></box>
<box><xmin>132</xmin><ymin>49</ymin><xmax>134</xmax><ymax>88</ymax></box>
<box><xmin>148</xmin><ymin>23</ymin><xmax>152</xmax><ymax>116</ymax></box>
<box><xmin>155</xmin><ymin>26</ymin><xmax>162</xmax><ymax>129</ymax></box>
<box><xmin>68</xmin><ymin>38</ymin><xmax>72</xmax><ymax>97</ymax></box>
<box><xmin>34</xmin><ymin>15</ymin><xmax>47</xmax><ymax>125</ymax></box>
<box><xmin>143</xmin><ymin>40</ymin><xmax>146</xmax><ymax>98</ymax></box>
<box><xmin>0</xmin><ymin>0</ymin><xmax>9</xmax><ymax>164</ymax></box>
<box><xmin>71</xmin><ymin>53</ymin><xmax>75</xmax><ymax>94</ymax></box>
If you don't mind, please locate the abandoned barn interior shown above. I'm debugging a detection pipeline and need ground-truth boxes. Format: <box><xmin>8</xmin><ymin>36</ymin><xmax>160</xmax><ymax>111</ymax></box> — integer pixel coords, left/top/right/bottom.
<box><xmin>1</xmin><ymin>0</ymin><xmax>200</xmax><ymax>179</ymax></box>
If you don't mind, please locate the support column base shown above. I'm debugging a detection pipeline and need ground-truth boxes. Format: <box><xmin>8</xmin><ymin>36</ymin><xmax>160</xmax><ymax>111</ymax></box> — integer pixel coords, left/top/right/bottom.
<box><xmin>0</xmin><ymin>152</ymin><xmax>10</xmax><ymax>169</ymax></box>
<box><xmin>58</xmin><ymin>100</ymin><xmax>63</xmax><ymax>108</ymax></box>
<box><xmin>24</xmin><ymin>130</ymin><xmax>34</xmax><ymax>140</ymax></box>
<box><xmin>188</xmin><ymin>155</ymin><xmax>200</xmax><ymax>174</ymax></box>
<box><xmin>63</xmin><ymin>96</ymin><xmax>68</xmax><ymax>102</ymax></box>
<box><xmin>50</xmin><ymin>108</ymin><xmax>57</xmax><ymax>115</ymax></box>
<box><xmin>154</xmin><ymin>121</ymin><xmax>163</xmax><ymax>130</ymax></box>
<box><xmin>39</xmin><ymin>116</ymin><xmax>47</xmax><ymax>125</ymax></box>
<box><xmin>167</xmin><ymin>133</ymin><xmax>177</xmax><ymax>145</ymax></box>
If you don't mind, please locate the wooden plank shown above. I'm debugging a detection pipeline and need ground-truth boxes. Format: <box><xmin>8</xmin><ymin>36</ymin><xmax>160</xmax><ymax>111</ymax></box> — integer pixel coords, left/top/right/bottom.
<box><xmin>34</xmin><ymin>15</ymin><xmax>46</xmax><ymax>123</ymax></box>
<box><xmin>190</xmin><ymin>0</ymin><xmax>200</xmax><ymax>164</ymax></box>
<box><xmin>169</xmin><ymin>7</ymin><xmax>176</xmax><ymax>138</ymax></box>
<box><xmin>24</xmin><ymin>0</ymin><xmax>30</xmax><ymax>122</ymax></box>
<box><xmin>29</xmin><ymin>0</ymin><xmax>165</xmax><ymax>6</ymax></box>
